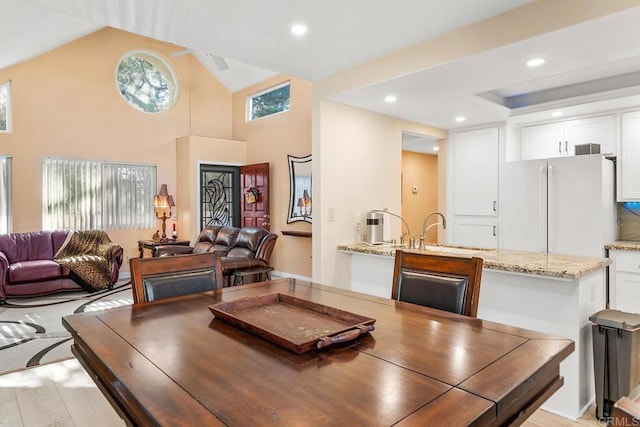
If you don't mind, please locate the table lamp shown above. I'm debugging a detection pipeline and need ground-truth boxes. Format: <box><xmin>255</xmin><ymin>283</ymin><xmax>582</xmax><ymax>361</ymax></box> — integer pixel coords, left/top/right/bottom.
<box><xmin>154</xmin><ymin>184</ymin><xmax>175</xmax><ymax>241</ymax></box>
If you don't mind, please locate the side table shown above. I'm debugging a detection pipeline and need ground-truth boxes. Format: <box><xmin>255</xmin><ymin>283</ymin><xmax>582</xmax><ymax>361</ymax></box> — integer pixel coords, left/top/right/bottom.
<box><xmin>138</xmin><ymin>239</ymin><xmax>191</xmax><ymax>258</ymax></box>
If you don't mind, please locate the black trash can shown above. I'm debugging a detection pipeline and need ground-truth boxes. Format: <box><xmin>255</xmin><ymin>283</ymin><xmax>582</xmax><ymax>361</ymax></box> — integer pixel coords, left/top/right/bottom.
<box><xmin>590</xmin><ymin>309</ymin><xmax>640</xmax><ymax>419</ymax></box>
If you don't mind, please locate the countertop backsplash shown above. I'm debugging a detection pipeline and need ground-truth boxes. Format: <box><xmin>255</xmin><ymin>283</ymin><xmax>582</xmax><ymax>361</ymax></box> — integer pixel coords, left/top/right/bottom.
<box><xmin>618</xmin><ymin>203</ymin><xmax>640</xmax><ymax>241</ymax></box>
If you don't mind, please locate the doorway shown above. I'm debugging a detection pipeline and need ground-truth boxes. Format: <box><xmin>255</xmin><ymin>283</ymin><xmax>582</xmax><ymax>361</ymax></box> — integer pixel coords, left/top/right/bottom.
<box><xmin>199</xmin><ymin>163</ymin><xmax>271</xmax><ymax>231</ymax></box>
<box><xmin>401</xmin><ymin>131</ymin><xmax>439</xmax><ymax>243</ymax></box>
<box><xmin>200</xmin><ymin>164</ymin><xmax>241</xmax><ymax>228</ymax></box>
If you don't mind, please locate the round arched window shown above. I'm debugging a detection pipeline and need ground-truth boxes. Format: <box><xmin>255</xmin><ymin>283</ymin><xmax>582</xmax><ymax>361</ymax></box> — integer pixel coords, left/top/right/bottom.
<box><xmin>116</xmin><ymin>50</ymin><xmax>179</xmax><ymax>113</ymax></box>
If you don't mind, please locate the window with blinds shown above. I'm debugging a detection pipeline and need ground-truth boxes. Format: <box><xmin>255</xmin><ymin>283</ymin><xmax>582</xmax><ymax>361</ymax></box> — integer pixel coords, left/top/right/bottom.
<box><xmin>0</xmin><ymin>156</ymin><xmax>12</xmax><ymax>233</ymax></box>
<box><xmin>43</xmin><ymin>158</ymin><xmax>156</xmax><ymax>230</ymax></box>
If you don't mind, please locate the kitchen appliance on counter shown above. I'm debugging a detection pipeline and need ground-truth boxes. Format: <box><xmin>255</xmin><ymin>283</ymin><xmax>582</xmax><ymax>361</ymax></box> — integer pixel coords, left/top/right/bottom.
<box><xmin>365</xmin><ymin>211</ymin><xmax>384</xmax><ymax>244</ymax></box>
<box><xmin>501</xmin><ymin>154</ymin><xmax>615</xmax><ymax>258</ymax></box>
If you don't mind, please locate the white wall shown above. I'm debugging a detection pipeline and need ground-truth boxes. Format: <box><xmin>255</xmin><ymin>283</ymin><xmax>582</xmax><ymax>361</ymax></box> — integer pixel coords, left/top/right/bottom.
<box><xmin>314</xmin><ymin>100</ymin><xmax>445</xmax><ymax>286</ymax></box>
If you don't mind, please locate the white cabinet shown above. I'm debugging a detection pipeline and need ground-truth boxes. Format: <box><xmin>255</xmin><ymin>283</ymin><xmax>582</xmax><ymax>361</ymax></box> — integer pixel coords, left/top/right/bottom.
<box><xmin>451</xmin><ymin>127</ymin><xmax>499</xmax><ymax>216</ymax></box>
<box><xmin>451</xmin><ymin>218</ymin><xmax>498</xmax><ymax>249</ymax></box>
<box><xmin>521</xmin><ymin>122</ymin><xmax>565</xmax><ymax>159</ymax></box>
<box><xmin>619</xmin><ymin>111</ymin><xmax>640</xmax><ymax>201</ymax></box>
<box><xmin>449</xmin><ymin>126</ymin><xmax>500</xmax><ymax>249</ymax></box>
<box><xmin>609</xmin><ymin>249</ymin><xmax>640</xmax><ymax>313</ymax></box>
<box><xmin>521</xmin><ymin>115</ymin><xmax>616</xmax><ymax>160</ymax></box>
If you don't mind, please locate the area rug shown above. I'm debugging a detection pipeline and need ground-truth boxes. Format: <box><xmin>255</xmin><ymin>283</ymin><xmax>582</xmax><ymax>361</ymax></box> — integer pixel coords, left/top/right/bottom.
<box><xmin>0</xmin><ymin>281</ymin><xmax>133</xmax><ymax>376</ymax></box>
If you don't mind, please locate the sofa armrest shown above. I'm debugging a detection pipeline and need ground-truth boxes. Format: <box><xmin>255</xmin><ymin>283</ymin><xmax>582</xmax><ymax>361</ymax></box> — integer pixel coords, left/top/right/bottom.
<box><xmin>155</xmin><ymin>245</ymin><xmax>195</xmax><ymax>257</ymax></box>
<box><xmin>0</xmin><ymin>251</ymin><xmax>8</xmax><ymax>287</ymax></box>
<box><xmin>255</xmin><ymin>234</ymin><xmax>278</xmax><ymax>264</ymax></box>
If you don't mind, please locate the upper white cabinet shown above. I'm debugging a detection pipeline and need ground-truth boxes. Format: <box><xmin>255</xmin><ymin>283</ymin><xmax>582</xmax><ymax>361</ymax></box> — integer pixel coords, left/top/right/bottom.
<box><xmin>452</xmin><ymin>127</ymin><xmax>499</xmax><ymax>216</ymax></box>
<box><xmin>619</xmin><ymin>110</ymin><xmax>640</xmax><ymax>201</ymax></box>
<box><xmin>521</xmin><ymin>122</ymin><xmax>565</xmax><ymax>159</ymax></box>
<box><xmin>521</xmin><ymin>115</ymin><xmax>616</xmax><ymax>160</ymax></box>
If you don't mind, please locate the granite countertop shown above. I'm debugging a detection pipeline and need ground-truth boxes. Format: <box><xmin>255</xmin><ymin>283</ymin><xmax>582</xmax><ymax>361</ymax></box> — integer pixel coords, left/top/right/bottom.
<box><xmin>605</xmin><ymin>241</ymin><xmax>640</xmax><ymax>251</ymax></box>
<box><xmin>337</xmin><ymin>243</ymin><xmax>612</xmax><ymax>280</ymax></box>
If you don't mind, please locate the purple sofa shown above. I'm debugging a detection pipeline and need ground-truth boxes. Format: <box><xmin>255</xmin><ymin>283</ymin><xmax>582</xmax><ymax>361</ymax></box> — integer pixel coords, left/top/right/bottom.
<box><xmin>0</xmin><ymin>230</ymin><xmax>123</xmax><ymax>302</ymax></box>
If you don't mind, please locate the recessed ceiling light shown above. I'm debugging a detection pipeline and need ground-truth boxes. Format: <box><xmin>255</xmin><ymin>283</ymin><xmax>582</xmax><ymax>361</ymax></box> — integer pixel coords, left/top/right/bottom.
<box><xmin>455</xmin><ymin>116</ymin><xmax>466</xmax><ymax>123</ymax></box>
<box><xmin>551</xmin><ymin>111</ymin><xmax>563</xmax><ymax>117</ymax></box>
<box><xmin>291</xmin><ymin>24</ymin><xmax>308</xmax><ymax>36</ymax></box>
<box><xmin>527</xmin><ymin>58</ymin><xmax>545</xmax><ymax>67</ymax></box>
<box><xmin>433</xmin><ymin>146</ymin><xmax>440</xmax><ymax>152</ymax></box>
<box><xmin>384</xmin><ymin>95</ymin><xmax>397</xmax><ymax>103</ymax></box>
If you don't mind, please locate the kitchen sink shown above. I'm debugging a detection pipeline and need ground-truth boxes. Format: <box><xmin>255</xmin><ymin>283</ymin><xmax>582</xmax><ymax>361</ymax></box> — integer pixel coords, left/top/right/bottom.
<box><xmin>365</xmin><ymin>242</ymin><xmax>485</xmax><ymax>255</ymax></box>
<box><xmin>421</xmin><ymin>245</ymin><xmax>485</xmax><ymax>255</ymax></box>
<box><xmin>368</xmin><ymin>243</ymin><xmax>409</xmax><ymax>249</ymax></box>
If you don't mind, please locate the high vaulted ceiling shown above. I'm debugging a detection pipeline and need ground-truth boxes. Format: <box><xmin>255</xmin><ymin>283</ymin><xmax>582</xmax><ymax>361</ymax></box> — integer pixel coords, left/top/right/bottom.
<box><xmin>2</xmin><ymin>0</ymin><xmax>640</xmax><ymax>136</ymax></box>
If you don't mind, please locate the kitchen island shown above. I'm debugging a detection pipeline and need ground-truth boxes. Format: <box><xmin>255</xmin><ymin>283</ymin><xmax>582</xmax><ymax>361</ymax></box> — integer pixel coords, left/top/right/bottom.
<box><xmin>336</xmin><ymin>243</ymin><xmax>611</xmax><ymax>420</ymax></box>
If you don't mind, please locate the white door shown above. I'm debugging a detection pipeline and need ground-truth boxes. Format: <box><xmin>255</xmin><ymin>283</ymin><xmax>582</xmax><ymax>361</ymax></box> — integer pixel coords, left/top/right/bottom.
<box><xmin>452</xmin><ymin>127</ymin><xmax>499</xmax><ymax>216</ymax></box>
<box><xmin>521</xmin><ymin>122</ymin><xmax>564</xmax><ymax>160</ymax></box>
<box><xmin>547</xmin><ymin>155</ymin><xmax>610</xmax><ymax>258</ymax></box>
<box><xmin>620</xmin><ymin>111</ymin><xmax>640</xmax><ymax>201</ymax></box>
<box><xmin>614</xmin><ymin>273</ymin><xmax>640</xmax><ymax>313</ymax></box>
<box><xmin>610</xmin><ymin>251</ymin><xmax>640</xmax><ymax>312</ymax></box>
<box><xmin>500</xmin><ymin>159</ymin><xmax>547</xmax><ymax>252</ymax></box>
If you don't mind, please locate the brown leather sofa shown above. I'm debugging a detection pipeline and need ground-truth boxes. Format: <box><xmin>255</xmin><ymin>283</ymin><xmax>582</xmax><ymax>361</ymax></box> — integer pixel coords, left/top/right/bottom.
<box><xmin>0</xmin><ymin>230</ymin><xmax>123</xmax><ymax>302</ymax></box>
<box><xmin>155</xmin><ymin>226</ymin><xmax>277</xmax><ymax>286</ymax></box>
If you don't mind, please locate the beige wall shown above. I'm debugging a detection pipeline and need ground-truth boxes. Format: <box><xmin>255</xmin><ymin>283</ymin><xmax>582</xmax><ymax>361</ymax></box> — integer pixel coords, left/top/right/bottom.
<box><xmin>0</xmin><ymin>27</ymin><xmax>235</xmax><ymax>270</ymax></box>
<box><xmin>0</xmin><ymin>26</ymin><xmax>311</xmax><ymax>277</ymax></box>
<box><xmin>232</xmin><ymin>76</ymin><xmax>313</xmax><ymax>278</ymax></box>
<box><xmin>401</xmin><ymin>151</ymin><xmax>438</xmax><ymax>243</ymax></box>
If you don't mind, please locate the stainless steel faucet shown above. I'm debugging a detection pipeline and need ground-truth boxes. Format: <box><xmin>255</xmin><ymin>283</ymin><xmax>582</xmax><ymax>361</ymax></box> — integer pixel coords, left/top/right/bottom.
<box><xmin>420</xmin><ymin>211</ymin><xmax>447</xmax><ymax>249</ymax></box>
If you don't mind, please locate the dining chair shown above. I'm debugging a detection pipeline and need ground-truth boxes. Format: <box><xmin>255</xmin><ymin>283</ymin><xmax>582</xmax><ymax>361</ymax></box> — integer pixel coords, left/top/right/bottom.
<box><xmin>391</xmin><ymin>250</ymin><xmax>484</xmax><ymax>317</ymax></box>
<box><xmin>129</xmin><ymin>252</ymin><xmax>223</xmax><ymax>303</ymax></box>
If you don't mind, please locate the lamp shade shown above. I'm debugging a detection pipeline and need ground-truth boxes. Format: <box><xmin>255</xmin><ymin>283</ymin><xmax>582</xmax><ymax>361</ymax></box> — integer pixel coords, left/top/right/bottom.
<box><xmin>154</xmin><ymin>185</ymin><xmax>174</xmax><ymax>209</ymax></box>
<box><xmin>158</xmin><ymin>184</ymin><xmax>169</xmax><ymax>197</ymax></box>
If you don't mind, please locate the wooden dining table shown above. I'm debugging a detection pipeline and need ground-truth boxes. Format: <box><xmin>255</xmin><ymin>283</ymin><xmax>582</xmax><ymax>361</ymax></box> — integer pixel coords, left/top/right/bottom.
<box><xmin>62</xmin><ymin>278</ymin><xmax>574</xmax><ymax>426</ymax></box>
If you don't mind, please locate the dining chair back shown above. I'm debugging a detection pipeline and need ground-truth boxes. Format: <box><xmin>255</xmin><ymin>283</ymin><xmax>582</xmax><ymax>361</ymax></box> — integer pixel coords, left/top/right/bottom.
<box><xmin>391</xmin><ymin>250</ymin><xmax>483</xmax><ymax>317</ymax></box>
<box><xmin>130</xmin><ymin>252</ymin><xmax>223</xmax><ymax>303</ymax></box>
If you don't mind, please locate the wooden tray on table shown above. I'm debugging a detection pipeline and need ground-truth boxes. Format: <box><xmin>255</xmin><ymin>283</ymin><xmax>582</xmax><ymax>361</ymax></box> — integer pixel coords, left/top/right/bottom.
<box><xmin>209</xmin><ymin>293</ymin><xmax>376</xmax><ymax>354</ymax></box>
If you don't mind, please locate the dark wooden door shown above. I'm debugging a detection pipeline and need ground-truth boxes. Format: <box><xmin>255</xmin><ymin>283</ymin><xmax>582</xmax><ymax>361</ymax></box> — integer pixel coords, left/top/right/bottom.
<box><xmin>240</xmin><ymin>163</ymin><xmax>270</xmax><ymax>230</ymax></box>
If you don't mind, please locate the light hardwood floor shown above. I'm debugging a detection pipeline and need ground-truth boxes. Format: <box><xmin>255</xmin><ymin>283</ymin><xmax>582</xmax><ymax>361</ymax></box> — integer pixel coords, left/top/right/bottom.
<box><xmin>0</xmin><ymin>359</ymin><xmax>124</xmax><ymax>427</ymax></box>
<box><xmin>0</xmin><ymin>358</ymin><xmax>606</xmax><ymax>427</ymax></box>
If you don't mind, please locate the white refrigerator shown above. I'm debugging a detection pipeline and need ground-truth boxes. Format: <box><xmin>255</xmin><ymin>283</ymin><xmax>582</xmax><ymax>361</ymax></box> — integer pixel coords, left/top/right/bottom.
<box><xmin>500</xmin><ymin>154</ymin><xmax>616</xmax><ymax>258</ymax></box>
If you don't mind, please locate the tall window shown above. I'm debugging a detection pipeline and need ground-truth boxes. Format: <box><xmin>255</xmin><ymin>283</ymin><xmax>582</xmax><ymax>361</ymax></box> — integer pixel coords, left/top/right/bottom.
<box><xmin>43</xmin><ymin>159</ymin><xmax>156</xmax><ymax>231</ymax></box>
<box><xmin>247</xmin><ymin>81</ymin><xmax>290</xmax><ymax>121</ymax></box>
<box><xmin>0</xmin><ymin>81</ymin><xmax>10</xmax><ymax>132</ymax></box>
<box><xmin>0</xmin><ymin>156</ymin><xmax>12</xmax><ymax>233</ymax></box>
